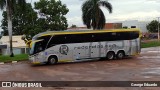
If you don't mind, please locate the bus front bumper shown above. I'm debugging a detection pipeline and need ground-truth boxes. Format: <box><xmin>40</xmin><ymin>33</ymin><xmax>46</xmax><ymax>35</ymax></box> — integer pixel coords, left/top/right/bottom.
<box><xmin>29</xmin><ymin>56</ymin><xmax>41</xmax><ymax>65</ymax></box>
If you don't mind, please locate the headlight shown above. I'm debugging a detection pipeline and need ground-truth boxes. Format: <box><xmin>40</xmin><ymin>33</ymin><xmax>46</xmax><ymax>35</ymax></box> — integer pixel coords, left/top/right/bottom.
<box><xmin>29</xmin><ymin>56</ymin><xmax>34</xmax><ymax>61</ymax></box>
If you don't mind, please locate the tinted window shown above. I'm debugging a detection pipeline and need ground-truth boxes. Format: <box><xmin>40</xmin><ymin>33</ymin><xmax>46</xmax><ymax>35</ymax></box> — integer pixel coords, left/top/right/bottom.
<box><xmin>91</xmin><ymin>31</ymin><xmax>139</xmax><ymax>41</ymax></box>
<box><xmin>68</xmin><ymin>34</ymin><xmax>93</xmax><ymax>43</ymax></box>
<box><xmin>47</xmin><ymin>34</ymin><xmax>93</xmax><ymax>48</ymax></box>
<box><xmin>47</xmin><ymin>31</ymin><xmax>139</xmax><ymax>48</ymax></box>
<box><xmin>30</xmin><ymin>41</ymin><xmax>44</xmax><ymax>55</ymax></box>
<box><xmin>37</xmin><ymin>35</ymin><xmax>51</xmax><ymax>49</ymax></box>
<box><xmin>47</xmin><ymin>35</ymin><xmax>66</xmax><ymax>48</ymax></box>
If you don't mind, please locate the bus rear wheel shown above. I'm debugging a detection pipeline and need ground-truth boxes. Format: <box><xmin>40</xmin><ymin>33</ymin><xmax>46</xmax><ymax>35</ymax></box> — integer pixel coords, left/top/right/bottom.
<box><xmin>106</xmin><ymin>51</ymin><xmax>115</xmax><ymax>60</ymax></box>
<box><xmin>48</xmin><ymin>56</ymin><xmax>58</xmax><ymax>65</ymax></box>
<box><xmin>116</xmin><ymin>51</ymin><xmax>125</xmax><ymax>59</ymax></box>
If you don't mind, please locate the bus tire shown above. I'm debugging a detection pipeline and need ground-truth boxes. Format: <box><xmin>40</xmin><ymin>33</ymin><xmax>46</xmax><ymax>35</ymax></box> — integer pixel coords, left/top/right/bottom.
<box><xmin>116</xmin><ymin>51</ymin><xmax>125</xmax><ymax>59</ymax></box>
<box><xmin>106</xmin><ymin>51</ymin><xmax>115</xmax><ymax>60</ymax></box>
<box><xmin>48</xmin><ymin>56</ymin><xmax>58</xmax><ymax>65</ymax></box>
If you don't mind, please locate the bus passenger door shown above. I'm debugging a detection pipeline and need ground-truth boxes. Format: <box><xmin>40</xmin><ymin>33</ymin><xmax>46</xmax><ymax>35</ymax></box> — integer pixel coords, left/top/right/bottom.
<box><xmin>89</xmin><ymin>42</ymin><xmax>101</xmax><ymax>58</ymax></box>
<box><xmin>73</xmin><ymin>43</ymin><xmax>88</xmax><ymax>60</ymax></box>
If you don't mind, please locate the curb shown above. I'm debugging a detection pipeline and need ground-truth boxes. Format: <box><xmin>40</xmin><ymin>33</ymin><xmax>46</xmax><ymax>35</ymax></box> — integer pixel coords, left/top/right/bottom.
<box><xmin>0</xmin><ymin>61</ymin><xmax>18</xmax><ymax>64</ymax></box>
<box><xmin>0</xmin><ymin>62</ymin><xmax>4</xmax><ymax>64</ymax></box>
<box><xmin>12</xmin><ymin>61</ymin><xmax>18</xmax><ymax>63</ymax></box>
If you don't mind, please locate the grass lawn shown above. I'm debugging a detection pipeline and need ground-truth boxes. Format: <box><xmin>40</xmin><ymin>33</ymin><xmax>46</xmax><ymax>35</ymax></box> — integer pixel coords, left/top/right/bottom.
<box><xmin>141</xmin><ymin>40</ymin><xmax>160</xmax><ymax>48</ymax></box>
<box><xmin>0</xmin><ymin>54</ymin><xmax>28</xmax><ymax>62</ymax></box>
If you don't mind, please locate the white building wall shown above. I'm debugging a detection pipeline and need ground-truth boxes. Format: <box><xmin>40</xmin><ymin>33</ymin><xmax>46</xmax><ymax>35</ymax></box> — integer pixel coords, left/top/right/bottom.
<box><xmin>138</xmin><ymin>21</ymin><xmax>148</xmax><ymax>33</ymax></box>
<box><xmin>1</xmin><ymin>49</ymin><xmax>8</xmax><ymax>55</ymax></box>
<box><xmin>119</xmin><ymin>20</ymin><xmax>149</xmax><ymax>33</ymax></box>
<box><xmin>0</xmin><ymin>36</ymin><xmax>29</xmax><ymax>55</ymax></box>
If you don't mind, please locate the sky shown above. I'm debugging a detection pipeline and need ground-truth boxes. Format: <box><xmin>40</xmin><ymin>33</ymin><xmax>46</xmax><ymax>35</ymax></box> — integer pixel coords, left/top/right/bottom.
<box><xmin>0</xmin><ymin>0</ymin><xmax>160</xmax><ymax>31</ymax></box>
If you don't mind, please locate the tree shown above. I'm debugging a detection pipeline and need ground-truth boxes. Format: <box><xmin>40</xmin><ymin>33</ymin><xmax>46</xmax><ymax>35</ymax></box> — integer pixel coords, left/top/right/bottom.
<box><xmin>70</xmin><ymin>24</ymin><xmax>77</xmax><ymax>28</ymax></box>
<box><xmin>0</xmin><ymin>31</ymin><xmax>4</xmax><ymax>39</ymax></box>
<box><xmin>1</xmin><ymin>3</ymin><xmax>37</xmax><ymax>36</ymax></box>
<box><xmin>0</xmin><ymin>0</ymin><xmax>26</xmax><ymax>57</ymax></box>
<box><xmin>82</xmin><ymin>0</ymin><xmax>112</xmax><ymax>30</ymax></box>
<box><xmin>146</xmin><ymin>20</ymin><xmax>160</xmax><ymax>33</ymax></box>
<box><xmin>34</xmin><ymin>0</ymin><xmax>69</xmax><ymax>31</ymax></box>
<box><xmin>123</xmin><ymin>26</ymin><xmax>128</xmax><ymax>29</ymax></box>
<box><xmin>2</xmin><ymin>0</ymin><xmax>69</xmax><ymax>42</ymax></box>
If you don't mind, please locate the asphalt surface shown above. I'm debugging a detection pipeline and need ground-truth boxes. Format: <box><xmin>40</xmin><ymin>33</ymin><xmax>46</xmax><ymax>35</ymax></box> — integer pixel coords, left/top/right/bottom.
<box><xmin>0</xmin><ymin>47</ymin><xmax>160</xmax><ymax>90</ymax></box>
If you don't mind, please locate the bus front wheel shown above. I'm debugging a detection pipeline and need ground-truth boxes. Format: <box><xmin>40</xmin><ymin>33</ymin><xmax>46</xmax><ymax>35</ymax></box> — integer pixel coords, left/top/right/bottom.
<box><xmin>48</xmin><ymin>56</ymin><xmax>58</xmax><ymax>65</ymax></box>
<box><xmin>106</xmin><ymin>51</ymin><xmax>115</xmax><ymax>60</ymax></box>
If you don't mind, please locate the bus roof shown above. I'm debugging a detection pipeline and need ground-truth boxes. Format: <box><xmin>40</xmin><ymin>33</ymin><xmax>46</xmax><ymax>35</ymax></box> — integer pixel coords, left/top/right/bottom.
<box><xmin>34</xmin><ymin>28</ymin><xmax>140</xmax><ymax>38</ymax></box>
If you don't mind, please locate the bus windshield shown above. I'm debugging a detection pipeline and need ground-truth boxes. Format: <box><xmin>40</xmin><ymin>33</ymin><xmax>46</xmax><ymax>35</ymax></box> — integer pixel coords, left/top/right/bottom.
<box><xmin>29</xmin><ymin>35</ymin><xmax>52</xmax><ymax>55</ymax></box>
<box><xmin>30</xmin><ymin>40</ymin><xmax>44</xmax><ymax>55</ymax></box>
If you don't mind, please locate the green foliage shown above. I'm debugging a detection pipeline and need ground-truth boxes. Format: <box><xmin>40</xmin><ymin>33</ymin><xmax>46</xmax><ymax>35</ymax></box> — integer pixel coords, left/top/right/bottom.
<box><xmin>146</xmin><ymin>20</ymin><xmax>160</xmax><ymax>33</ymax></box>
<box><xmin>123</xmin><ymin>26</ymin><xmax>128</xmax><ymax>29</ymax></box>
<box><xmin>0</xmin><ymin>31</ymin><xmax>4</xmax><ymax>39</ymax></box>
<box><xmin>0</xmin><ymin>0</ymin><xmax>26</xmax><ymax>10</ymax></box>
<box><xmin>0</xmin><ymin>36</ymin><xmax>1</xmax><ymax>39</ymax></box>
<box><xmin>0</xmin><ymin>0</ymin><xmax>27</xmax><ymax>57</ymax></box>
<box><xmin>1</xmin><ymin>0</ymin><xmax>69</xmax><ymax>38</ymax></box>
<box><xmin>0</xmin><ymin>54</ymin><xmax>28</xmax><ymax>62</ymax></box>
<box><xmin>34</xmin><ymin>0</ymin><xmax>69</xmax><ymax>31</ymax></box>
<box><xmin>1</xmin><ymin>3</ymin><xmax>38</xmax><ymax>36</ymax></box>
<box><xmin>70</xmin><ymin>24</ymin><xmax>77</xmax><ymax>28</ymax></box>
<box><xmin>141</xmin><ymin>40</ymin><xmax>160</xmax><ymax>48</ymax></box>
<box><xmin>82</xmin><ymin>0</ymin><xmax>112</xmax><ymax>30</ymax></box>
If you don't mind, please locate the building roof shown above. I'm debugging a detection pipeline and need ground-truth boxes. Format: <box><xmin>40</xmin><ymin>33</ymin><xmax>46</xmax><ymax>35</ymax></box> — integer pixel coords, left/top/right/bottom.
<box><xmin>0</xmin><ymin>35</ymin><xmax>27</xmax><ymax>48</ymax></box>
<box><xmin>67</xmin><ymin>27</ymin><xmax>88</xmax><ymax>30</ymax></box>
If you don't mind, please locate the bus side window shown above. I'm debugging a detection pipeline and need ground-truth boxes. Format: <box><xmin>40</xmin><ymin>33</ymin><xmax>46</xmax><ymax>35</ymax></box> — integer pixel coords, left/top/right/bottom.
<box><xmin>64</xmin><ymin>36</ymin><xmax>67</xmax><ymax>39</ymax></box>
<box><xmin>69</xmin><ymin>34</ymin><xmax>92</xmax><ymax>43</ymax></box>
<box><xmin>47</xmin><ymin>35</ymin><xmax>67</xmax><ymax>48</ymax></box>
<box><xmin>47</xmin><ymin>37</ymin><xmax>56</xmax><ymax>48</ymax></box>
<box><xmin>37</xmin><ymin>36</ymin><xmax>51</xmax><ymax>49</ymax></box>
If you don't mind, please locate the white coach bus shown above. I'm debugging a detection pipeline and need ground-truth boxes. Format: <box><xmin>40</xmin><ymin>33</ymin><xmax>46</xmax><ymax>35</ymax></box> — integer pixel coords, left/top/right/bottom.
<box><xmin>29</xmin><ymin>29</ymin><xmax>141</xmax><ymax>64</ymax></box>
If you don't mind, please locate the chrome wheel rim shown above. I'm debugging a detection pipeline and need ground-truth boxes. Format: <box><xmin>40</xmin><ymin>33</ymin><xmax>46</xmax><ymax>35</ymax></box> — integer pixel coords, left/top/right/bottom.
<box><xmin>50</xmin><ymin>58</ymin><xmax>56</xmax><ymax>64</ymax></box>
<box><xmin>118</xmin><ymin>53</ymin><xmax>123</xmax><ymax>58</ymax></box>
<box><xmin>108</xmin><ymin>53</ymin><xmax>114</xmax><ymax>59</ymax></box>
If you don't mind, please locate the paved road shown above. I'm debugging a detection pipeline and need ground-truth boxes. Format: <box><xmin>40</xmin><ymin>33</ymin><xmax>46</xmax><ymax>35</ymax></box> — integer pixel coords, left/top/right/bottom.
<box><xmin>0</xmin><ymin>47</ymin><xmax>160</xmax><ymax>90</ymax></box>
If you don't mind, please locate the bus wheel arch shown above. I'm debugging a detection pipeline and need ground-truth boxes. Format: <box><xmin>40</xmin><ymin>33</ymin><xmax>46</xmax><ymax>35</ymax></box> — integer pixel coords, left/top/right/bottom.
<box><xmin>47</xmin><ymin>55</ymin><xmax>58</xmax><ymax>65</ymax></box>
<box><xmin>106</xmin><ymin>51</ymin><xmax>115</xmax><ymax>60</ymax></box>
<box><xmin>116</xmin><ymin>50</ymin><xmax>125</xmax><ymax>59</ymax></box>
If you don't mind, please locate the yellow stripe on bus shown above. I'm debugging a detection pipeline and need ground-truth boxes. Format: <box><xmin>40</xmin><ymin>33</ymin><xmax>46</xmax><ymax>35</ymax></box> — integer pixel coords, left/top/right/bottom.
<box><xmin>32</xmin><ymin>62</ymin><xmax>41</xmax><ymax>64</ymax></box>
<box><xmin>58</xmin><ymin>60</ymin><xmax>72</xmax><ymax>63</ymax></box>
<box><xmin>40</xmin><ymin>29</ymin><xmax>140</xmax><ymax>37</ymax></box>
<box><xmin>132</xmin><ymin>52</ymin><xmax>140</xmax><ymax>56</ymax></box>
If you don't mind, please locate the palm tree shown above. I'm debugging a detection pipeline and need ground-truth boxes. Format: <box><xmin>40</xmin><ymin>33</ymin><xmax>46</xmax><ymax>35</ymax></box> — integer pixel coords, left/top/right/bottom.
<box><xmin>0</xmin><ymin>0</ymin><xmax>26</xmax><ymax>57</ymax></box>
<box><xmin>82</xmin><ymin>0</ymin><xmax>112</xmax><ymax>30</ymax></box>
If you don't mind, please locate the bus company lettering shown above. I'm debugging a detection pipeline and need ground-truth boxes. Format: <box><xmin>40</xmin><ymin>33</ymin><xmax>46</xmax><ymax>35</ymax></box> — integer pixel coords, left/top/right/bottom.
<box><xmin>59</xmin><ymin>45</ymin><xmax>69</xmax><ymax>55</ymax></box>
<box><xmin>74</xmin><ymin>44</ymin><xmax>117</xmax><ymax>50</ymax></box>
